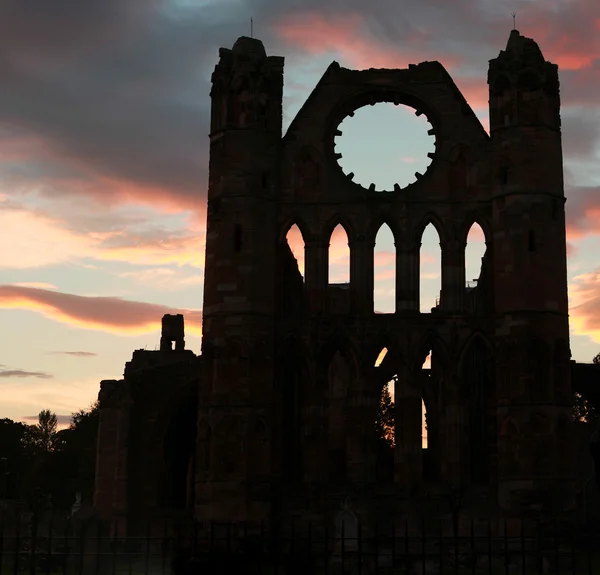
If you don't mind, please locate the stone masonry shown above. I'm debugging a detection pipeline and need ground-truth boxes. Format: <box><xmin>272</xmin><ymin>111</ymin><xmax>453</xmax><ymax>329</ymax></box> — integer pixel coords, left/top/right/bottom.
<box><xmin>94</xmin><ymin>30</ymin><xmax>590</xmax><ymax>536</ymax></box>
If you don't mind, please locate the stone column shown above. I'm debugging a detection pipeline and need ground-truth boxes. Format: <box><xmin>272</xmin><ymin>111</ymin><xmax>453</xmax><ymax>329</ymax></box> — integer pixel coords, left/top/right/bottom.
<box><xmin>396</xmin><ymin>244</ymin><xmax>419</xmax><ymax>312</ymax></box>
<box><xmin>346</xmin><ymin>385</ymin><xmax>378</xmax><ymax>484</ymax></box>
<box><xmin>304</xmin><ymin>239</ymin><xmax>321</xmax><ymax>314</ymax></box>
<box><xmin>394</xmin><ymin>368</ymin><xmax>422</xmax><ymax>487</ymax></box>
<box><xmin>440</xmin><ymin>239</ymin><xmax>466</xmax><ymax>312</ymax></box>
<box><xmin>316</xmin><ymin>239</ymin><xmax>329</xmax><ymax>313</ymax></box>
<box><xmin>93</xmin><ymin>393</ymin><xmax>120</xmax><ymax>519</ymax></box>
<box><xmin>440</xmin><ymin>375</ymin><xmax>465</xmax><ymax>486</ymax></box>
<box><xmin>112</xmin><ymin>397</ymin><xmax>133</xmax><ymax>528</ymax></box>
<box><xmin>350</xmin><ymin>235</ymin><xmax>374</xmax><ymax>316</ymax></box>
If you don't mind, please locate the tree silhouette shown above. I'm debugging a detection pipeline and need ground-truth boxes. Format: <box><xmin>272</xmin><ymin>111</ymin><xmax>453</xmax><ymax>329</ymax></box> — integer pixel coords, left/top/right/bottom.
<box><xmin>22</xmin><ymin>410</ymin><xmax>58</xmax><ymax>454</ymax></box>
<box><xmin>573</xmin><ymin>392</ymin><xmax>598</xmax><ymax>423</ymax></box>
<box><xmin>375</xmin><ymin>380</ymin><xmax>395</xmax><ymax>448</ymax></box>
<box><xmin>571</xmin><ymin>353</ymin><xmax>600</xmax><ymax>423</ymax></box>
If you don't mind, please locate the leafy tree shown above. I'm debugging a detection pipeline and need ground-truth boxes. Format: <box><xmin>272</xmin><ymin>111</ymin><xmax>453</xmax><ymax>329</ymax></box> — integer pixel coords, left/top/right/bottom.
<box><xmin>376</xmin><ymin>380</ymin><xmax>395</xmax><ymax>448</ymax></box>
<box><xmin>22</xmin><ymin>410</ymin><xmax>58</xmax><ymax>454</ymax></box>
<box><xmin>33</xmin><ymin>401</ymin><xmax>100</xmax><ymax>510</ymax></box>
<box><xmin>571</xmin><ymin>353</ymin><xmax>600</xmax><ymax>423</ymax></box>
<box><xmin>573</xmin><ymin>391</ymin><xmax>599</xmax><ymax>423</ymax></box>
<box><xmin>67</xmin><ymin>400</ymin><xmax>100</xmax><ymax>502</ymax></box>
<box><xmin>0</xmin><ymin>418</ymin><xmax>29</xmax><ymax>498</ymax></box>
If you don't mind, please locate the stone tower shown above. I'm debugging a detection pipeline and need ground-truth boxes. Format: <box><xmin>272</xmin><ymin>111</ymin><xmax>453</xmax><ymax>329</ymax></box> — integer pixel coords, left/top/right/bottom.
<box><xmin>197</xmin><ymin>37</ymin><xmax>284</xmax><ymax>523</ymax></box>
<box><xmin>488</xmin><ymin>30</ymin><xmax>573</xmax><ymax>511</ymax></box>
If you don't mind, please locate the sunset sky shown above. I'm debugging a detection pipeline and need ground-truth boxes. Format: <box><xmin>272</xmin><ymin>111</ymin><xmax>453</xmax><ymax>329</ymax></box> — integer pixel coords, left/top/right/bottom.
<box><xmin>1</xmin><ymin>0</ymin><xmax>600</xmax><ymax>427</ymax></box>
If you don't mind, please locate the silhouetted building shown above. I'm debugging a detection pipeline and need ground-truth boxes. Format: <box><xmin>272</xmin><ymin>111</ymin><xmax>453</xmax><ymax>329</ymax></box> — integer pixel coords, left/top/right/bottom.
<box><xmin>94</xmin><ymin>31</ymin><xmax>598</xmax><ymax>535</ymax></box>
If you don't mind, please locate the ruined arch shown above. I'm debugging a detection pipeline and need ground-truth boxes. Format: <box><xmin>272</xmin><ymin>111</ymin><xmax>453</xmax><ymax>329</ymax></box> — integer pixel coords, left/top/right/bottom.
<box><xmin>323</xmin><ymin>214</ymin><xmax>355</xmax><ymax>246</ymax></box>
<box><xmin>368</xmin><ymin>216</ymin><xmax>401</xmax><ymax>247</ymax></box>
<box><xmin>320</xmin><ymin>332</ymin><xmax>360</xmax><ymax>377</ymax></box>
<box><xmin>460</xmin><ymin>214</ymin><xmax>492</xmax><ymax>246</ymax></box>
<box><xmin>458</xmin><ymin>331</ymin><xmax>494</xmax><ymax>369</ymax></box>
<box><xmin>368</xmin><ymin>332</ymin><xmax>404</xmax><ymax>373</ymax></box>
<box><xmin>413</xmin><ymin>330</ymin><xmax>449</xmax><ymax>374</ymax></box>
<box><xmin>413</xmin><ymin>212</ymin><xmax>447</xmax><ymax>248</ymax></box>
<box><xmin>279</xmin><ymin>214</ymin><xmax>313</xmax><ymax>244</ymax></box>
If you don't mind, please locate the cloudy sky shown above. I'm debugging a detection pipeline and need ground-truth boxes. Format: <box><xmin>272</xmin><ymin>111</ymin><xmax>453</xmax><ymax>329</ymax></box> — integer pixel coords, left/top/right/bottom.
<box><xmin>1</xmin><ymin>0</ymin><xmax>600</xmax><ymax>427</ymax></box>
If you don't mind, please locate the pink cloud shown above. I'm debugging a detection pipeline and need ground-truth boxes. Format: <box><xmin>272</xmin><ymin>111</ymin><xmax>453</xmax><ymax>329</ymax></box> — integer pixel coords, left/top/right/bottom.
<box><xmin>274</xmin><ymin>13</ymin><xmax>462</xmax><ymax>71</ymax></box>
<box><xmin>566</xmin><ymin>186</ymin><xmax>600</xmax><ymax>240</ymax></box>
<box><xmin>466</xmin><ymin>223</ymin><xmax>485</xmax><ymax>242</ymax></box>
<box><xmin>420</xmin><ymin>252</ymin><xmax>438</xmax><ymax>265</ymax></box>
<box><xmin>0</xmin><ymin>285</ymin><xmax>202</xmax><ymax>337</ymax></box>
<box><xmin>375</xmin><ymin>269</ymin><xmax>395</xmax><ymax>281</ymax></box>
<box><xmin>374</xmin><ymin>251</ymin><xmax>395</xmax><ymax>266</ymax></box>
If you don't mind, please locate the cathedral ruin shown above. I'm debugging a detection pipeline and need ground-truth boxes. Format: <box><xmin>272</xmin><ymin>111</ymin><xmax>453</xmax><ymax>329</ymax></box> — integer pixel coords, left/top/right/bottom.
<box><xmin>94</xmin><ymin>30</ymin><xmax>599</xmax><ymax>536</ymax></box>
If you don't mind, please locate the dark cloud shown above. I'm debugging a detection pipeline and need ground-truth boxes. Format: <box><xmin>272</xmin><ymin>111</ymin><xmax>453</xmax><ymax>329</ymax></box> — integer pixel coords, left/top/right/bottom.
<box><xmin>47</xmin><ymin>351</ymin><xmax>98</xmax><ymax>357</ymax></box>
<box><xmin>0</xmin><ymin>369</ymin><xmax>52</xmax><ymax>379</ymax></box>
<box><xmin>0</xmin><ymin>0</ymin><xmax>597</xmax><ymax>214</ymax></box>
<box><xmin>562</xmin><ymin>112</ymin><xmax>600</xmax><ymax>161</ymax></box>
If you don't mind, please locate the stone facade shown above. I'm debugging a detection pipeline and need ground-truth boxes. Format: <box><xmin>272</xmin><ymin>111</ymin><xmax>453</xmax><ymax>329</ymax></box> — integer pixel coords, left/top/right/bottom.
<box><xmin>94</xmin><ymin>31</ymin><xmax>596</xmax><ymax>535</ymax></box>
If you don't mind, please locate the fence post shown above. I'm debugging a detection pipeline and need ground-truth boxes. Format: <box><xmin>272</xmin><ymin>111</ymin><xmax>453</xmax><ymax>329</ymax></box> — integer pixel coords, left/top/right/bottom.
<box><xmin>29</xmin><ymin>510</ymin><xmax>38</xmax><ymax>575</ymax></box>
<box><xmin>487</xmin><ymin>520</ymin><xmax>492</xmax><ymax>574</ymax></box>
<box><xmin>438</xmin><ymin>518</ymin><xmax>443</xmax><ymax>575</ymax></box>
<box><xmin>14</xmin><ymin>508</ymin><xmax>21</xmax><ymax>575</ymax></box>
<box><xmin>61</xmin><ymin>517</ymin><xmax>70</xmax><ymax>575</ymax></box>
<box><xmin>420</xmin><ymin>517</ymin><xmax>425</xmax><ymax>575</ymax></box>
<box><xmin>0</xmin><ymin>507</ymin><xmax>4</xmax><ymax>575</ymax></box>
<box><xmin>470</xmin><ymin>519</ymin><xmax>475</xmax><ymax>575</ymax></box>
<box><xmin>357</xmin><ymin>519</ymin><xmax>362</xmax><ymax>575</ymax></box>
<box><xmin>503</xmin><ymin>518</ymin><xmax>508</xmax><ymax>575</ymax></box>
<box><xmin>324</xmin><ymin>521</ymin><xmax>329</xmax><ymax>575</ymax></box>
<box><xmin>160</xmin><ymin>518</ymin><xmax>167</xmax><ymax>575</ymax></box>
<box><xmin>46</xmin><ymin>509</ymin><xmax>54</xmax><ymax>574</ymax></box>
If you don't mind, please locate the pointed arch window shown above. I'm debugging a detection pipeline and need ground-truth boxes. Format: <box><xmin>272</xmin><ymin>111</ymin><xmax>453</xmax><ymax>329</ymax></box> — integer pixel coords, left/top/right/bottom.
<box><xmin>329</xmin><ymin>224</ymin><xmax>350</xmax><ymax>285</ymax></box>
<box><xmin>420</xmin><ymin>223</ymin><xmax>441</xmax><ymax>313</ymax></box>
<box><xmin>374</xmin><ymin>224</ymin><xmax>396</xmax><ymax>313</ymax></box>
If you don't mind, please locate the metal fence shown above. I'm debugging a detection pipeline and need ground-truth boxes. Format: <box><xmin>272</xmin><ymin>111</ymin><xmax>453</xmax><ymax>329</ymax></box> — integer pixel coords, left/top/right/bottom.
<box><xmin>1</xmin><ymin>511</ymin><xmax>600</xmax><ymax>574</ymax></box>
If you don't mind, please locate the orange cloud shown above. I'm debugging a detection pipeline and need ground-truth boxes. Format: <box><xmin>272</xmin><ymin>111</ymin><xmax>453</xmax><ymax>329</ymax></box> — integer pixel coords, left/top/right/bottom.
<box><xmin>0</xmin><ymin>206</ymin><xmax>204</xmax><ymax>269</ymax></box>
<box><xmin>12</xmin><ymin>282</ymin><xmax>58</xmax><ymax>290</ymax></box>
<box><xmin>568</xmin><ymin>271</ymin><xmax>600</xmax><ymax>343</ymax></box>
<box><xmin>119</xmin><ymin>268</ymin><xmax>203</xmax><ymax>290</ymax></box>
<box><xmin>0</xmin><ymin>285</ymin><xmax>202</xmax><ymax>337</ymax></box>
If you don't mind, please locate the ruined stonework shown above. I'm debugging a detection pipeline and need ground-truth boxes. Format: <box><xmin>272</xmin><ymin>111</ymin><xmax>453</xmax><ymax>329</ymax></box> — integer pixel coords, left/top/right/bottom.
<box><xmin>93</xmin><ymin>314</ymin><xmax>199</xmax><ymax>529</ymax></box>
<box><xmin>94</xmin><ymin>31</ymin><xmax>588</xmax><ymax>534</ymax></box>
<box><xmin>200</xmin><ymin>29</ymin><xmax>573</xmax><ymax>525</ymax></box>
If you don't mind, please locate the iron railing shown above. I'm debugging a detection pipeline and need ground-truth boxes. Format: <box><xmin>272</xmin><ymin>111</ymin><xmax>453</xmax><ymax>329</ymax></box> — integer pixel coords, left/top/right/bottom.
<box><xmin>0</xmin><ymin>511</ymin><xmax>599</xmax><ymax>574</ymax></box>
